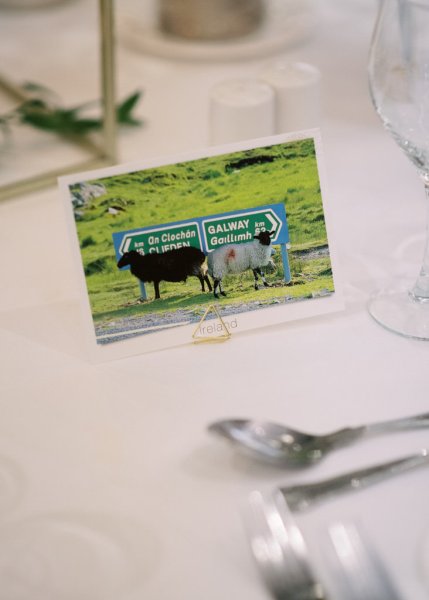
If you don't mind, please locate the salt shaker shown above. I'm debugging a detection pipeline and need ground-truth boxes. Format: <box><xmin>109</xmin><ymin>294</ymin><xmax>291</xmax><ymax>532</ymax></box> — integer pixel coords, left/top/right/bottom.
<box><xmin>209</xmin><ymin>78</ymin><xmax>275</xmax><ymax>145</ymax></box>
<box><xmin>260</xmin><ymin>60</ymin><xmax>322</xmax><ymax>133</ymax></box>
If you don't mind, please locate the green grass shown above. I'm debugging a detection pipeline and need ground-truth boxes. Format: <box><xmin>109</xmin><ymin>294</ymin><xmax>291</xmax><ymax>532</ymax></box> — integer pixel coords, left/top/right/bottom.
<box><xmin>68</xmin><ymin>138</ymin><xmax>333</xmax><ymax>321</ymax></box>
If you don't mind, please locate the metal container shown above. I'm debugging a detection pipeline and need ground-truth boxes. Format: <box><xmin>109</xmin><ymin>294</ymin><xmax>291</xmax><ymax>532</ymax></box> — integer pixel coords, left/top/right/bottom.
<box><xmin>159</xmin><ymin>0</ymin><xmax>265</xmax><ymax>41</ymax></box>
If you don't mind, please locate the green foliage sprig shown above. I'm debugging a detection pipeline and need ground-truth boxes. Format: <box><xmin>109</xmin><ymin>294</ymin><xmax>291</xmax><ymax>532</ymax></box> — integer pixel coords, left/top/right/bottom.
<box><xmin>0</xmin><ymin>81</ymin><xmax>142</xmax><ymax>139</ymax></box>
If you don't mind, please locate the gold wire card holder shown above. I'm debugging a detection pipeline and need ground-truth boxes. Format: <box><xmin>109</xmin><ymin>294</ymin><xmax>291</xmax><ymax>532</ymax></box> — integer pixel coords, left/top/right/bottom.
<box><xmin>0</xmin><ymin>0</ymin><xmax>117</xmax><ymax>201</ymax></box>
<box><xmin>192</xmin><ymin>304</ymin><xmax>232</xmax><ymax>343</ymax></box>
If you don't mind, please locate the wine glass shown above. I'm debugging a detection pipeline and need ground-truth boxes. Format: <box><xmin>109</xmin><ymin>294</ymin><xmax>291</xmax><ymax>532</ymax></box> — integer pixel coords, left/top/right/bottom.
<box><xmin>368</xmin><ymin>0</ymin><xmax>429</xmax><ymax>339</ymax></box>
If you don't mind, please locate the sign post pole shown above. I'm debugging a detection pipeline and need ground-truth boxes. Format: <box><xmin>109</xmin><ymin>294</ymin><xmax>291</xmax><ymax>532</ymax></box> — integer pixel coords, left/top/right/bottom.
<box><xmin>281</xmin><ymin>244</ymin><xmax>291</xmax><ymax>283</ymax></box>
<box><xmin>139</xmin><ymin>281</ymin><xmax>148</xmax><ymax>300</ymax></box>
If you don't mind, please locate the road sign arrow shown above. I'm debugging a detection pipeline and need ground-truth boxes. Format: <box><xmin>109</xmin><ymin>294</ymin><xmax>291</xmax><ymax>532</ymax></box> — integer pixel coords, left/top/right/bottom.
<box><xmin>266</xmin><ymin>211</ymin><xmax>280</xmax><ymax>233</ymax></box>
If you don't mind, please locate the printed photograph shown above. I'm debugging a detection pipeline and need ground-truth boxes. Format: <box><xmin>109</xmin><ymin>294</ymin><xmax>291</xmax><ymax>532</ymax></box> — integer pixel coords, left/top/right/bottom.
<box><xmin>66</xmin><ymin>135</ymin><xmax>336</xmax><ymax>345</ymax></box>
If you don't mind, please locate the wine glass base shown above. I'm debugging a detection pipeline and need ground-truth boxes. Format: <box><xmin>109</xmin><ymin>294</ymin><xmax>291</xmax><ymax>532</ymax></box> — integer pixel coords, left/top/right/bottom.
<box><xmin>368</xmin><ymin>285</ymin><xmax>429</xmax><ymax>341</ymax></box>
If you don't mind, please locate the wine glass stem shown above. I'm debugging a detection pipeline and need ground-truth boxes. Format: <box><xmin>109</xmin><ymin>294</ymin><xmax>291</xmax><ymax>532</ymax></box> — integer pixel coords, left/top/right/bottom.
<box><xmin>410</xmin><ymin>182</ymin><xmax>429</xmax><ymax>302</ymax></box>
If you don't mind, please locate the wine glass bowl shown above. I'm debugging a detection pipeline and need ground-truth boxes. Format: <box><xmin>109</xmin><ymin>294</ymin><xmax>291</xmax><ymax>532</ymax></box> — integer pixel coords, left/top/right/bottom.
<box><xmin>368</xmin><ymin>0</ymin><xmax>429</xmax><ymax>339</ymax></box>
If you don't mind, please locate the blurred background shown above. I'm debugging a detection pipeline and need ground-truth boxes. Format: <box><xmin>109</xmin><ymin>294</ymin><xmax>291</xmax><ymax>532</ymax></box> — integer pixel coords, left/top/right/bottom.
<box><xmin>0</xmin><ymin>0</ymin><xmax>378</xmax><ymax>197</ymax></box>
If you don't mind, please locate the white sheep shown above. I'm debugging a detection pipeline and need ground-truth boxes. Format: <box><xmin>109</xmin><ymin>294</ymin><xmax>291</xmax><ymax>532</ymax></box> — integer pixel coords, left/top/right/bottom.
<box><xmin>207</xmin><ymin>230</ymin><xmax>275</xmax><ymax>298</ymax></box>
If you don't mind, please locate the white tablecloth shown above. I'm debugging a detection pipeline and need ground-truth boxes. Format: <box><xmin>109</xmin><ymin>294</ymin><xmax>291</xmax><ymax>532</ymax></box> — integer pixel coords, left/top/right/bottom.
<box><xmin>1</xmin><ymin>1</ymin><xmax>429</xmax><ymax>599</ymax></box>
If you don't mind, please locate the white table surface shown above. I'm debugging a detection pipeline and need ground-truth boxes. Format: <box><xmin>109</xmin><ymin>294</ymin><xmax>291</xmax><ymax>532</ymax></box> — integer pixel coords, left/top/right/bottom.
<box><xmin>1</xmin><ymin>1</ymin><xmax>429</xmax><ymax>599</ymax></box>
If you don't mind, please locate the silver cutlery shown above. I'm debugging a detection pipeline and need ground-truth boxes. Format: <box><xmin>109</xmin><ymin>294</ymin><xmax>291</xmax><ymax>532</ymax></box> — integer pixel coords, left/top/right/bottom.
<box><xmin>278</xmin><ymin>449</ymin><xmax>429</xmax><ymax>511</ymax></box>
<box><xmin>324</xmin><ymin>522</ymin><xmax>402</xmax><ymax>600</ymax></box>
<box><xmin>245</xmin><ymin>452</ymin><xmax>428</xmax><ymax>599</ymax></box>
<box><xmin>245</xmin><ymin>490</ymin><xmax>322</xmax><ymax>600</ymax></box>
<box><xmin>246</xmin><ymin>491</ymin><xmax>404</xmax><ymax>600</ymax></box>
<box><xmin>208</xmin><ymin>412</ymin><xmax>429</xmax><ymax>466</ymax></box>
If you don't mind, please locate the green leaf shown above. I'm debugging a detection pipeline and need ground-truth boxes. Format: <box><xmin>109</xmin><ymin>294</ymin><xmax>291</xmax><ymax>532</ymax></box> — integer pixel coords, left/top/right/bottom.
<box><xmin>20</xmin><ymin>111</ymin><xmax>64</xmax><ymax>132</ymax></box>
<box><xmin>18</xmin><ymin>98</ymin><xmax>51</xmax><ymax>113</ymax></box>
<box><xmin>22</xmin><ymin>81</ymin><xmax>57</xmax><ymax>99</ymax></box>
<box><xmin>116</xmin><ymin>90</ymin><xmax>142</xmax><ymax>126</ymax></box>
<box><xmin>0</xmin><ymin>87</ymin><xmax>143</xmax><ymax>139</ymax></box>
<box><xmin>70</xmin><ymin>118</ymin><xmax>103</xmax><ymax>133</ymax></box>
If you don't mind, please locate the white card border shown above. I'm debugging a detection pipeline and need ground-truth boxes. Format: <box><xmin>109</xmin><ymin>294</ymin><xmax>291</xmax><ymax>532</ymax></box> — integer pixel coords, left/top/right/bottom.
<box><xmin>58</xmin><ymin>130</ymin><xmax>344</xmax><ymax>362</ymax></box>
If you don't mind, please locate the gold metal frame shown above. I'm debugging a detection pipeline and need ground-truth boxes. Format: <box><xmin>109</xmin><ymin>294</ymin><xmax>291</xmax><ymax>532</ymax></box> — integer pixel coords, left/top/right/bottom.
<box><xmin>192</xmin><ymin>304</ymin><xmax>232</xmax><ymax>343</ymax></box>
<box><xmin>0</xmin><ymin>0</ymin><xmax>117</xmax><ymax>201</ymax></box>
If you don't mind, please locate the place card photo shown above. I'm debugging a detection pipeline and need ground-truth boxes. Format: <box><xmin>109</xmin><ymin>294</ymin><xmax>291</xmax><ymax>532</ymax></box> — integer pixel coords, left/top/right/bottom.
<box><xmin>59</xmin><ymin>130</ymin><xmax>343</xmax><ymax>361</ymax></box>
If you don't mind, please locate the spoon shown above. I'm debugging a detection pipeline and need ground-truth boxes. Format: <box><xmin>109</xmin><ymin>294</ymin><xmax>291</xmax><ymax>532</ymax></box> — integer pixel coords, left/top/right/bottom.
<box><xmin>208</xmin><ymin>412</ymin><xmax>429</xmax><ymax>466</ymax></box>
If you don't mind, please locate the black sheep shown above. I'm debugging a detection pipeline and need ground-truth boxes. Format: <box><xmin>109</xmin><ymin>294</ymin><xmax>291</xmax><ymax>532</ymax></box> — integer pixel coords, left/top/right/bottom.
<box><xmin>117</xmin><ymin>247</ymin><xmax>212</xmax><ymax>300</ymax></box>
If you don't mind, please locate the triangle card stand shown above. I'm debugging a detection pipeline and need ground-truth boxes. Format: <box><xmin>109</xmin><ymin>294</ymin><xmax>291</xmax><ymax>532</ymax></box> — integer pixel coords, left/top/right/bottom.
<box><xmin>192</xmin><ymin>304</ymin><xmax>232</xmax><ymax>343</ymax></box>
